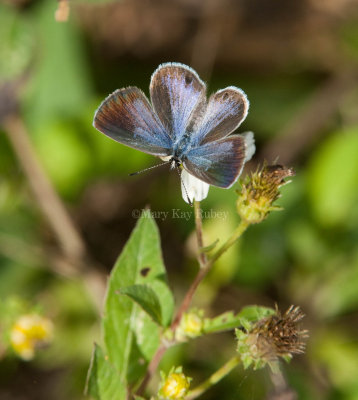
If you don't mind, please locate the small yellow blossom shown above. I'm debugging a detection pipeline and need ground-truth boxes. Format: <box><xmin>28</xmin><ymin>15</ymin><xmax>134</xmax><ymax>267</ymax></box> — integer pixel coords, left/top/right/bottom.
<box><xmin>175</xmin><ymin>309</ymin><xmax>204</xmax><ymax>342</ymax></box>
<box><xmin>10</xmin><ymin>314</ymin><xmax>53</xmax><ymax>360</ymax></box>
<box><xmin>159</xmin><ymin>367</ymin><xmax>191</xmax><ymax>400</ymax></box>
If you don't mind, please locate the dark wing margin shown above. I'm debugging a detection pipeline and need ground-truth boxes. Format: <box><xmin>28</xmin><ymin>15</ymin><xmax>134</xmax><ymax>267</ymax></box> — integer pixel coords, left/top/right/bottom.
<box><xmin>192</xmin><ymin>86</ymin><xmax>249</xmax><ymax>146</ymax></box>
<box><xmin>150</xmin><ymin>63</ymin><xmax>206</xmax><ymax>142</ymax></box>
<box><xmin>183</xmin><ymin>135</ymin><xmax>246</xmax><ymax>188</ymax></box>
<box><xmin>93</xmin><ymin>87</ymin><xmax>172</xmax><ymax>156</ymax></box>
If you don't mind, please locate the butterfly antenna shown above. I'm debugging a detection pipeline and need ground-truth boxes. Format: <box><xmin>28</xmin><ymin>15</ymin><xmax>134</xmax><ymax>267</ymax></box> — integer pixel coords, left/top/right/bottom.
<box><xmin>129</xmin><ymin>160</ymin><xmax>171</xmax><ymax>176</ymax></box>
<box><xmin>175</xmin><ymin>165</ymin><xmax>193</xmax><ymax>207</ymax></box>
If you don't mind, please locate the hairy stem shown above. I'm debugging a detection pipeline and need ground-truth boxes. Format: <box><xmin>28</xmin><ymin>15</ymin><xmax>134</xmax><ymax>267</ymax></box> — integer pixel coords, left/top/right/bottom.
<box><xmin>135</xmin><ymin>344</ymin><xmax>167</xmax><ymax>395</ymax></box>
<box><xmin>137</xmin><ymin>203</ymin><xmax>250</xmax><ymax>395</ymax></box>
<box><xmin>186</xmin><ymin>356</ymin><xmax>241</xmax><ymax>400</ymax></box>
<box><xmin>2</xmin><ymin>115</ymin><xmax>106</xmax><ymax>310</ymax></box>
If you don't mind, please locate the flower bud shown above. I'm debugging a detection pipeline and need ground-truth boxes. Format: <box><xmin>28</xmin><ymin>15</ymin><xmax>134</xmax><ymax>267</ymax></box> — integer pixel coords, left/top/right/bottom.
<box><xmin>236</xmin><ymin>164</ymin><xmax>295</xmax><ymax>224</ymax></box>
<box><xmin>175</xmin><ymin>309</ymin><xmax>204</xmax><ymax>342</ymax></box>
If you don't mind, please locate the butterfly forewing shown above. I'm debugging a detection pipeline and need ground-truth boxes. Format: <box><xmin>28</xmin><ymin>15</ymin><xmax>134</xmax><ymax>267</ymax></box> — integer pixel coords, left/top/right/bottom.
<box><xmin>93</xmin><ymin>87</ymin><xmax>172</xmax><ymax>156</ymax></box>
<box><xmin>183</xmin><ymin>135</ymin><xmax>246</xmax><ymax>188</ymax></box>
<box><xmin>192</xmin><ymin>87</ymin><xmax>249</xmax><ymax>146</ymax></box>
<box><xmin>150</xmin><ymin>63</ymin><xmax>207</xmax><ymax>142</ymax></box>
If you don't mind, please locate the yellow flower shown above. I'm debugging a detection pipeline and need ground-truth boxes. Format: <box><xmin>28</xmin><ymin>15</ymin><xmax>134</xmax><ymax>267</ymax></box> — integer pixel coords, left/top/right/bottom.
<box><xmin>159</xmin><ymin>367</ymin><xmax>191</xmax><ymax>400</ymax></box>
<box><xmin>175</xmin><ymin>309</ymin><xmax>204</xmax><ymax>342</ymax></box>
<box><xmin>10</xmin><ymin>314</ymin><xmax>53</xmax><ymax>360</ymax></box>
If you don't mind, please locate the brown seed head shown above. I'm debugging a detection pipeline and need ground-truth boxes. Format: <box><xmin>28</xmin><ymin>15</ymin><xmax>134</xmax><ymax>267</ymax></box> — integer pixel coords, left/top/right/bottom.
<box><xmin>236</xmin><ymin>305</ymin><xmax>308</xmax><ymax>370</ymax></box>
<box><xmin>251</xmin><ymin>305</ymin><xmax>308</xmax><ymax>361</ymax></box>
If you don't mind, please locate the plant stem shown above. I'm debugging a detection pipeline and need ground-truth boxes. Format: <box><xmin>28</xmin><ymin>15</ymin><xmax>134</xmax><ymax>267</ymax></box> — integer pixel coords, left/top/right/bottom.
<box><xmin>171</xmin><ymin>263</ymin><xmax>208</xmax><ymax>330</ymax></box>
<box><xmin>173</xmin><ymin>216</ymin><xmax>250</xmax><ymax>329</ymax></box>
<box><xmin>186</xmin><ymin>356</ymin><xmax>241</xmax><ymax>400</ymax></box>
<box><xmin>208</xmin><ymin>219</ymin><xmax>249</xmax><ymax>267</ymax></box>
<box><xmin>194</xmin><ymin>200</ymin><xmax>207</xmax><ymax>267</ymax></box>
<box><xmin>136</xmin><ymin>204</ymin><xmax>250</xmax><ymax>395</ymax></box>
<box><xmin>136</xmin><ymin>344</ymin><xmax>167</xmax><ymax>395</ymax></box>
<box><xmin>171</xmin><ymin>200</ymin><xmax>208</xmax><ymax>330</ymax></box>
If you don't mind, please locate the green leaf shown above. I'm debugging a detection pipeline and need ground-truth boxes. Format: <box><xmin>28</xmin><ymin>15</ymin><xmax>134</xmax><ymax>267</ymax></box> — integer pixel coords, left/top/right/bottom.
<box><xmin>24</xmin><ymin>0</ymin><xmax>91</xmax><ymax>129</ymax></box>
<box><xmin>120</xmin><ymin>284</ymin><xmax>162</xmax><ymax>325</ymax></box>
<box><xmin>102</xmin><ymin>210</ymin><xmax>174</xmax><ymax>384</ymax></box>
<box><xmin>203</xmin><ymin>311</ymin><xmax>243</xmax><ymax>334</ymax></box>
<box><xmin>203</xmin><ymin>306</ymin><xmax>275</xmax><ymax>334</ymax></box>
<box><xmin>33</xmin><ymin>121</ymin><xmax>92</xmax><ymax>198</ymax></box>
<box><xmin>307</xmin><ymin>128</ymin><xmax>358</xmax><ymax>226</ymax></box>
<box><xmin>0</xmin><ymin>4</ymin><xmax>34</xmax><ymax>83</ymax></box>
<box><xmin>200</xmin><ymin>239</ymin><xmax>219</xmax><ymax>253</ymax></box>
<box><xmin>85</xmin><ymin>344</ymin><xmax>127</xmax><ymax>400</ymax></box>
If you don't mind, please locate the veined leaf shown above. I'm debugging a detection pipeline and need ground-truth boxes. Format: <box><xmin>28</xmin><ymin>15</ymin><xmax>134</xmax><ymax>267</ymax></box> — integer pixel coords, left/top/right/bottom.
<box><xmin>85</xmin><ymin>344</ymin><xmax>127</xmax><ymax>400</ymax></box>
<box><xmin>120</xmin><ymin>284</ymin><xmax>162</xmax><ymax>325</ymax></box>
<box><xmin>102</xmin><ymin>210</ymin><xmax>174</xmax><ymax>384</ymax></box>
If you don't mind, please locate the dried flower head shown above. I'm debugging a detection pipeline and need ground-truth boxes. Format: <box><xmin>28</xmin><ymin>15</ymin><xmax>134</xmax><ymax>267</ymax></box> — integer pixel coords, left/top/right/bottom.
<box><xmin>236</xmin><ymin>164</ymin><xmax>295</xmax><ymax>224</ymax></box>
<box><xmin>10</xmin><ymin>314</ymin><xmax>53</xmax><ymax>360</ymax></box>
<box><xmin>236</xmin><ymin>305</ymin><xmax>308</xmax><ymax>371</ymax></box>
<box><xmin>158</xmin><ymin>367</ymin><xmax>191</xmax><ymax>400</ymax></box>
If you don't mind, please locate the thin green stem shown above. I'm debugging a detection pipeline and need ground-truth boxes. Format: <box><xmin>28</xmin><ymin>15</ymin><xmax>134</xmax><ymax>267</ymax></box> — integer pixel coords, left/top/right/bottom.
<box><xmin>171</xmin><ymin>200</ymin><xmax>207</xmax><ymax>330</ymax></box>
<box><xmin>194</xmin><ymin>200</ymin><xmax>207</xmax><ymax>268</ymax></box>
<box><xmin>208</xmin><ymin>219</ymin><xmax>250</xmax><ymax>268</ymax></box>
<box><xmin>186</xmin><ymin>356</ymin><xmax>241</xmax><ymax>400</ymax></box>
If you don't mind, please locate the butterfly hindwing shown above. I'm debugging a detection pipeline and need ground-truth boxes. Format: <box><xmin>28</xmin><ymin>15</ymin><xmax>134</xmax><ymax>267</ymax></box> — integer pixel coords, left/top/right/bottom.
<box><xmin>192</xmin><ymin>87</ymin><xmax>249</xmax><ymax>146</ymax></box>
<box><xmin>183</xmin><ymin>135</ymin><xmax>246</xmax><ymax>188</ymax></box>
<box><xmin>150</xmin><ymin>63</ymin><xmax>206</xmax><ymax>142</ymax></box>
<box><xmin>93</xmin><ymin>87</ymin><xmax>172</xmax><ymax>156</ymax></box>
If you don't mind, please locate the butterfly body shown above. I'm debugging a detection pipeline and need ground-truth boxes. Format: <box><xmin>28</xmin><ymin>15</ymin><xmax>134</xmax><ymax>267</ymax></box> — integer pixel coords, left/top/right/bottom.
<box><xmin>93</xmin><ymin>62</ymin><xmax>254</xmax><ymax>190</ymax></box>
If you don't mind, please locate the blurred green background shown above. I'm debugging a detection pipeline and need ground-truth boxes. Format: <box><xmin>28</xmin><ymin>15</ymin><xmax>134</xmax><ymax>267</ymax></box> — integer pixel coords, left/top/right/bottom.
<box><xmin>1</xmin><ymin>0</ymin><xmax>358</xmax><ymax>398</ymax></box>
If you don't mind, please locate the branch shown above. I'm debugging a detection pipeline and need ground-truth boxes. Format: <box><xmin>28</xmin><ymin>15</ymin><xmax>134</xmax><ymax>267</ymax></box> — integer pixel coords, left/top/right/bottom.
<box><xmin>2</xmin><ymin>114</ymin><xmax>106</xmax><ymax>310</ymax></box>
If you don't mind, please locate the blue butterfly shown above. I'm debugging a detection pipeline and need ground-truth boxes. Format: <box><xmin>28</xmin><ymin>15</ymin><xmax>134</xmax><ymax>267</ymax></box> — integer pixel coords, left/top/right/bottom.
<box><xmin>93</xmin><ymin>62</ymin><xmax>254</xmax><ymax>190</ymax></box>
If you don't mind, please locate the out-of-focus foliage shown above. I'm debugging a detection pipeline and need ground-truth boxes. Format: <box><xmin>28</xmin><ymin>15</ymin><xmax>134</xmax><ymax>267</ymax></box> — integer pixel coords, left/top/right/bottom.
<box><xmin>1</xmin><ymin>0</ymin><xmax>358</xmax><ymax>399</ymax></box>
<box><xmin>307</xmin><ymin>128</ymin><xmax>358</xmax><ymax>227</ymax></box>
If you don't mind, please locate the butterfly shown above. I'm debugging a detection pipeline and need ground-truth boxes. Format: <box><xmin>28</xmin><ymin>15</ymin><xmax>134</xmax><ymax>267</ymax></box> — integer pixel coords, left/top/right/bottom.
<box><xmin>93</xmin><ymin>62</ymin><xmax>254</xmax><ymax>195</ymax></box>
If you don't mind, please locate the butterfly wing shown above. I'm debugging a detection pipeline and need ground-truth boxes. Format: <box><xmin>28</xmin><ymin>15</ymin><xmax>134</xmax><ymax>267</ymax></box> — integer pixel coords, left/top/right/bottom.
<box><xmin>93</xmin><ymin>87</ymin><xmax>172</xmax><ymax>156</ymax></box>
<box><xmin>150</xmin><ymin>63</ymin><xmax>206</xmax><ymax>142</ymax></box>
<box><xmin>192</xmin><ymin>87</ymin><xmax>249</xmax><ymax>146</ymax></box>
<box><xmin>183</xmin><ymin>135</ymin><xmax>246</xmax><ymax>188</ymax></box>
